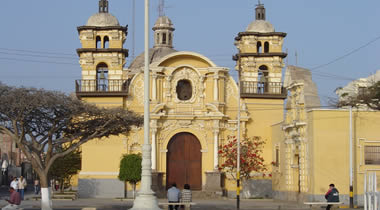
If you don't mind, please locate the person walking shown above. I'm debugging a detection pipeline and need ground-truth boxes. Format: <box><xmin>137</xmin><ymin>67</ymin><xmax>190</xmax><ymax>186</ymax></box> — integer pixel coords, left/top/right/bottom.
<box><xmin>180</xmin><ymin>184</ymin><xmax>192</xmax><ymax>209</ymax></box>
<box><xmin>55</xmin><ymin>180</ymin><xmax>59</xmax><ymax>192</ymax></box>
<box><xmin>9</xmin><ymin>178</ymin><xmax>18</xmax><ymax>192</ymax></box>
<box><xmin>17</xmin><ymin>176</ymin><xmax>26</xmax><ymax>200</ymax></box>
<box><xmin>34</xmin><ymin>179</ymin><xmax>40</xmax><ymax>195</ymax></box>
<box><xmin>167</xmin><ymin>183</ymin><xmax>181</xmax><ymax>210</ymax></box>
<box><xmin>325</xmin><ymin>183</ymin><xmax>339</xmax><ymax>210</ymax></box>
<box><xmin>2</xmin><ymin>187</ymin><xmax>21</xmax><ymax>210</ymax></box>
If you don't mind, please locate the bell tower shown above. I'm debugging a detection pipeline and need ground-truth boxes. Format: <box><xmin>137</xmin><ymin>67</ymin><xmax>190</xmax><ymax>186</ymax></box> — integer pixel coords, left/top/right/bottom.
<box><xmin>234</xmin><ymin>2</ymin><xmax>287</xmax><ymax>98</ymax></box>
<box><xmin>76</xmin><ymin>0</ymin><xmax>129</xmax><ymax>97</ymax></box>
<box><xmin>152</xmin><ymin>16</ymin><xmax>175</xmax><ymax>49</ymax></box>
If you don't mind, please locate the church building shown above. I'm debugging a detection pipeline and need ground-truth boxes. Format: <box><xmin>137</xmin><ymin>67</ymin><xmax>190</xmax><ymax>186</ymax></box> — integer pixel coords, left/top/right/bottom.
<box><xmin>75</xmin><ymin>0</ymin><xmax>287</xmax><ymax>198</ymax></box>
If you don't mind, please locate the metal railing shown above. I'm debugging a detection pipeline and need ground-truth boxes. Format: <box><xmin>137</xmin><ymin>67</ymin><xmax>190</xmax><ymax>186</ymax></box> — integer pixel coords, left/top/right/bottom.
<box><xmin>75</xmin><ymin>79</ymin><xmax>130</xmax><ymax>95</ymax></box>
<box><xmin>240</xmin><ymin>81</ymin><xmax>287</xmax><ymax>98</ymax></box>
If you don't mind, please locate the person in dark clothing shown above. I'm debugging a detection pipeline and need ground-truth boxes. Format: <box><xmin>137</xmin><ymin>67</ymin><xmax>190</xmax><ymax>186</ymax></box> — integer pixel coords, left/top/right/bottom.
<box><xmin>325</xmin><ymin>184</ymin><xmax>339</xmax><ymax>210</ymax></box>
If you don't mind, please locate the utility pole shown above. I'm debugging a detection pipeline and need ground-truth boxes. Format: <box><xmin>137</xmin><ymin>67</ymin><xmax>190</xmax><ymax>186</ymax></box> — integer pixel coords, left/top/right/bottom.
<box><xmin>349</xmin><ymin>106</ymin><xmax>354</xmax><ymax>208</ymax></box>
<box><xmin>131</xmin><ymin>0</ymin><xmax>136</xmax><ymax>60</ymax></box>
<box><xmin>236</xmin><ymin>53</ymin><xmax>242</xmax><ymax>210</ymax></box>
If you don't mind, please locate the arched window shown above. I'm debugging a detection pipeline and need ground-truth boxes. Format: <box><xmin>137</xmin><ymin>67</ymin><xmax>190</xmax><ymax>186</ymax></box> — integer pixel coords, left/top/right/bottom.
<box><xmin>103</xmin><ymin>36</ymin><xmax>109</xmax><ymax>49</ymax></box>
<box><xmin>162</xmin><ymin>33</ymin><xmax>167</xmax><ymax>44</ymax></box>
<box><xmin>257</xmin><ymin>41</ymin><xmax>262</xmax><ymax>53</ymax></box>
<box><xmin>176</xmin><ymin>79</ymin><xmax>192</xmax><ymax>100</ymax></box>
<box><xmin>96</xmin><ymin>36</ymin><xmax>101</xmax><ymax>49</ymax></box>
<box><xmin>96</xmin><ymin>63</ymin><xmax>108</xmax><ymax>91</ymax></box>
<box><xmin>264</xmin><ymin>42</ymin><xmax>269</xmax><ymax>53</ymax></box>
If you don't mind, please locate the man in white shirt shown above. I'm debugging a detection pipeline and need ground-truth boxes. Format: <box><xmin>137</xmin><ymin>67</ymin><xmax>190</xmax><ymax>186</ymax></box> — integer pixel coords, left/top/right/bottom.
<box><xmin>167</xmin><ymin>183</ymin><xmax>181</xmax><ymax>210</ymax></box>
<box><xmin>9</xmin><ymin>178</ymin><xmax>18</xmax><ymax>191</ymax></box>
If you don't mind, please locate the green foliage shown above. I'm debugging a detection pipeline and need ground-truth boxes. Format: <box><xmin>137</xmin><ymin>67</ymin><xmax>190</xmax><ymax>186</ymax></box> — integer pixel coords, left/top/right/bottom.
<box><xmin>48</xmin><ymin>148</ymin><xmax>81</xmax><ymax>190</ymax></box>
<box><xmin>118</xmin><ymin>153</ymin><xmax>142</xmax><ymax>184</ymax></box>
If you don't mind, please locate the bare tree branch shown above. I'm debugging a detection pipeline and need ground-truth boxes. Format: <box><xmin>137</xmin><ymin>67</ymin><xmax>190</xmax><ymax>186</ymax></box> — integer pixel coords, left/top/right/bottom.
<box><xmin>0</xmin><ymin>84</ymin><xmax>143</xmax><ymax>191</ymax></box>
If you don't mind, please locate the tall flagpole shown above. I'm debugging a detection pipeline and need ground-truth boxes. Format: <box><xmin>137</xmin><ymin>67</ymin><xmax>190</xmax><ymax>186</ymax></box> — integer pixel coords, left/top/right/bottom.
<box><xmin>129</xmin><ymin>0</ymin><xmax>161</xmax><ymax>209</ymax></box>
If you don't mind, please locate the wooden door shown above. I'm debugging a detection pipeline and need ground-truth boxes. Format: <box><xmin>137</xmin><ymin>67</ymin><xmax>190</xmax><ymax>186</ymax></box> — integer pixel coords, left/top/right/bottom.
<box><xmin>167</xmin><ymin>132</ymin><xmax>202</xmax><ymax>190</ymax></box>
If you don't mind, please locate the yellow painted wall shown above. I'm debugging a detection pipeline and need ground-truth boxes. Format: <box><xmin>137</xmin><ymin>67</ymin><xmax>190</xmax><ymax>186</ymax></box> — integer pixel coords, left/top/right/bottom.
<box><xmin>272</xmin><ymin>109</ymin><xmax>380</xmax><ymax>203</ymax></box>
<box><xmin>271</xmin><ymin>122</ymin><xmax>287</xmax><ymax>192</ymax></box>
<box><xmin>310</xmin><ymin>110</ymin><xmax>380</xmax><ymax>197</ymax></box>
<box><xmin>244</xmin><ymin>98</ymin><xmax>284</xmax><ymax>167</ymax></box>
<box><xmin>159</xmin><ymin>55</ymin><xmax>212</xmax><ymax>68</ymax></box>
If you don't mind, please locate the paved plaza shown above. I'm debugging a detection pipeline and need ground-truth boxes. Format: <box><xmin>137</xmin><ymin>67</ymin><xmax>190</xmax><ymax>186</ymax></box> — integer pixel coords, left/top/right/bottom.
<box><xmin>0</xmin><ymin>198</ymin><xmax>307</xmax><ymax>210</ymax></box>
<box><xmin>0</xmin><ymin>186</ymin><xmax>363</xmax><ymax>210</ymax></box>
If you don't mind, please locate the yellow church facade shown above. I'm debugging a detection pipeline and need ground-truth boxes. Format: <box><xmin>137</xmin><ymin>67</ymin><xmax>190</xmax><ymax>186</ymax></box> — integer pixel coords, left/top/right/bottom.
<box><xmin>74</xmin><ymin>1</ymin><xmax>288</xmax><ymax>198</ymax></box>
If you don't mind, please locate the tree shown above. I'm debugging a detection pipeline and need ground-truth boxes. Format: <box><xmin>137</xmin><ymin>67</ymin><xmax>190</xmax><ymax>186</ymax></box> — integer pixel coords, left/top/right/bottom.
<box><xmin>48</xmin><ymin>147</ymin><xmax>81</xmax><ymax>192</ymax></box>
<box><xmin>337</xmin><ymin>81</ymin><xmax>380</xmax><ymax>110</ymax></box>
<box><xmin>0</xmin><ymin>83</ymin><xmax>143</xmax><ymax>210</ymax></box>
<box><xmin>118</xmin><ymin>153</ymin><xmax>142</xmax><ymax>199</ymax></box>
<box><xmin>218</xmin><ymin>136</ymin><xmax>267</xmax><ymax>180</ymax></box>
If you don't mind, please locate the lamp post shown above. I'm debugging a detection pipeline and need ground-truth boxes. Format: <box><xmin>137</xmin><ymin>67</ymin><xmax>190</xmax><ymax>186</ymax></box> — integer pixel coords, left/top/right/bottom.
<box><xmin>129</xmin><ymin>0</ymin><xmax>161</xmax><ymax>209</ymax></box>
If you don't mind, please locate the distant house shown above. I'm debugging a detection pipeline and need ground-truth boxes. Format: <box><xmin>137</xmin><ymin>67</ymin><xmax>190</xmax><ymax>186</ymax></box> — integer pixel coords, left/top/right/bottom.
<box><xmin>0</xmin><ymin>133</ymin><xmax>30</xmax><ymax>184</ymax></box>
<box><xmin>335</xmin><ymin>70</ymin><xmax>380</xmax><ymax>110</ymax></box>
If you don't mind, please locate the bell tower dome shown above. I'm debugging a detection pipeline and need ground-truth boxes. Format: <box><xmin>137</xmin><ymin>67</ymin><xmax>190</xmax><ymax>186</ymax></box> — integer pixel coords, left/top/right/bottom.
<box><xmin>152</xmin><ymin>16</ymin><xmax>175</xmax><ymax>49</ymax></box>
<box><xmin>75</xmin><ymin>0</ymin><xmax>129</xmax><ymax>98</ymax></box>
<box><xmin>234</xmin><ymin>2</ymin><xmax>287</xmax><ymax>99</ymax></box>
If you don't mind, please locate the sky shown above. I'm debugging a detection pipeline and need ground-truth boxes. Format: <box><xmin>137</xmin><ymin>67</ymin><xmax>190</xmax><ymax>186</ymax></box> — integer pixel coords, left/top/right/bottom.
<box><xmin>1</xmin><ymin>0</ymin><xmax>380</xmax><ymax>106</ymax></box>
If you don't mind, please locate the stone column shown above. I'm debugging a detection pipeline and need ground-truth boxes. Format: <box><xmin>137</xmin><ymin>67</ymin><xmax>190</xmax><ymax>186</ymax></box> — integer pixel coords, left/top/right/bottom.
<box><xmin>151</xmin><ymin>120</ymin><xmax>158</xmax><ymax>171</ymax></box>
<box><xmin>213</xmin><ymin>130</ymin><xmax>219</xmax><ymax>170</ymax></box>
<box><xmin>213</xmin><ymin>74</ymin><xmax>219</xmax><ymax>102</ymax></box>
<box><xmin>199</xmin><ymin>75</ymin><xmax>205</xmax><ymax>104</ymax></box>
<box><xmin>152</xmin><ymin>73</ymin><xmax>157</xmax><ymax>102</ymax></box>
<box><xmin>165</xmin><ymin>76</ymin><xmax>172</xmax><ymax>101</ymax></box>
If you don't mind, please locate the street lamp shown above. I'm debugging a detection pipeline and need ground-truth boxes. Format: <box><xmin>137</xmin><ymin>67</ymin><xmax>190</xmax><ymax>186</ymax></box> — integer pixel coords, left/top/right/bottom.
<box><xmin>129</xmin><ymin>0</ymin><xmax>161</xmax><ymax>209</ymax></box>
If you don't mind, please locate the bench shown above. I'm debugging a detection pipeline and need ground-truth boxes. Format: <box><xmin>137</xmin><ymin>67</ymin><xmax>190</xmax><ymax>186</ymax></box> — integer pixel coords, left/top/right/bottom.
<box><xmin>304</xmin><ymin>202</ymin><xmax>343</xmax><ymax>210</ymax></box>
<box><xmin>158</xmin><ymin>202</ymin><xmax>196</xmax><ymax>210</ymax></box>
<box><xmin>29</xmin><ymin>193</ymin><xmax>77</xmax><ymax>201</ymax></box>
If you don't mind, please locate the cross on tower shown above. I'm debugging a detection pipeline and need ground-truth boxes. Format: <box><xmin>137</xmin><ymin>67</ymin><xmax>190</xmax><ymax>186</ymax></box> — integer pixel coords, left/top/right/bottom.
<box><xmin>255</xmin><ymin>0</ymin><xmax>266</xmax><ymax>20</ymax></box>
<box><xmin>158</xmin><ymin>0</ymin><xmax>165</xmax><ymax>17</ymax></box>
<box><xmin>99</xmin><ymin>0</ymin><xmax>109</xmax><ymax>13</ymax></box>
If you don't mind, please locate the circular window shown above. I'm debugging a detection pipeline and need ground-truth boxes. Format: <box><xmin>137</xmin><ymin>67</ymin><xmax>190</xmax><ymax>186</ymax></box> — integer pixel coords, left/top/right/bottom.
<box><xmin>176</xmin><ymin>80</ymin><xmax>192</xmax><ymax>101</ymax></box>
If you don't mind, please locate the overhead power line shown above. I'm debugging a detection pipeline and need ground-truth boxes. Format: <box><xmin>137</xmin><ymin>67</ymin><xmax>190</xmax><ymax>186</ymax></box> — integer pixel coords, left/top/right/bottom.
<box><xmin>0</xmin><ymin>57</ymin><xmax>78</xmax><ymax>66</ymax></box>
<box><xmin>0</xmin><ymin>47</ymin><xmax>76</xmax><ymax>57</ymax></box>
<box><xmin>310</xmin><ymin>34</ymin><xmax>380</xmax><ymax>71</ymax></box>
<box><xmin>0</xmin><ymin>51</ymin><xmax>77</xmax><ymax>60</ymax></box>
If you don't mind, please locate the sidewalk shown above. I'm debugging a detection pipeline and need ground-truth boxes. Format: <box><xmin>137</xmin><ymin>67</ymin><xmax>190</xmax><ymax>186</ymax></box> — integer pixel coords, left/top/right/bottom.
<box><xmin>0</xmin><ymin>198</ymin><xmax>365</xmax><ymax>210</ymax></box>
<box><xmin>0</xmin><ymin>186</ymin><xmax>363</xmax><ymax>210</ymax></box>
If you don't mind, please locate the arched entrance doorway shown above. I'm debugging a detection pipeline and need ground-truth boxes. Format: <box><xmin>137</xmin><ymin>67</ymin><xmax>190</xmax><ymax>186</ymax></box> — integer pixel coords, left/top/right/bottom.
<box><xmin>167</xmin><ymin>132</ymin><xmax>202</xmax><ymax>190</ymax></box>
